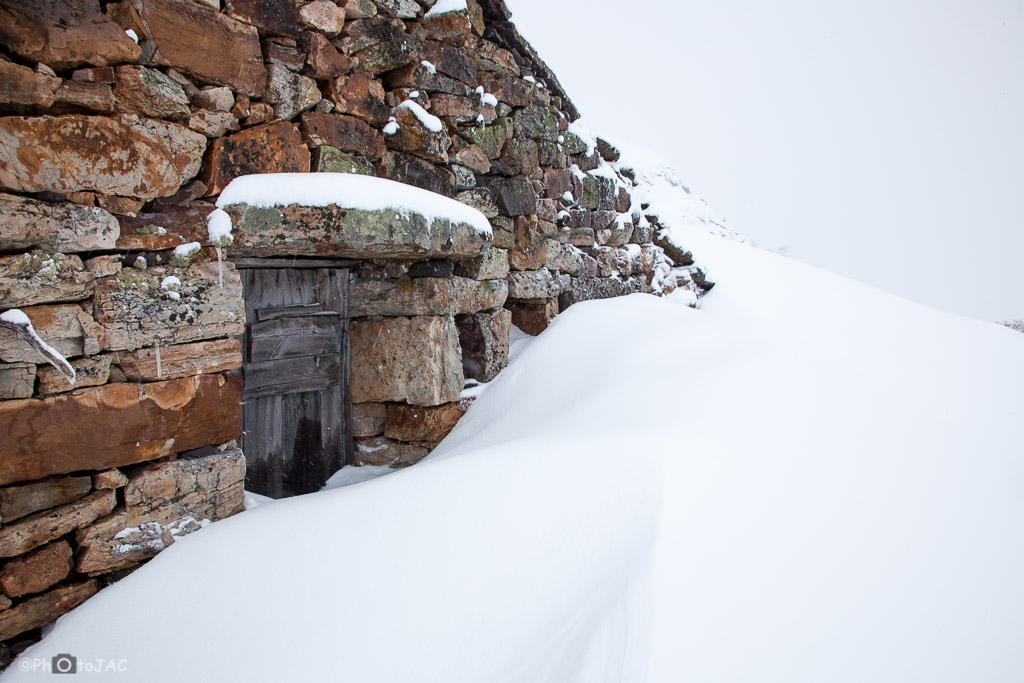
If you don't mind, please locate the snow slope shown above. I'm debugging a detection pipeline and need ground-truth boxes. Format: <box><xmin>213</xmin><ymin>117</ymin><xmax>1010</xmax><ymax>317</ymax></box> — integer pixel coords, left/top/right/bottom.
<box><xmin>6</xmin><ymin>176</ymin><xmax>1024</xmax><ymax>682</ymax></box>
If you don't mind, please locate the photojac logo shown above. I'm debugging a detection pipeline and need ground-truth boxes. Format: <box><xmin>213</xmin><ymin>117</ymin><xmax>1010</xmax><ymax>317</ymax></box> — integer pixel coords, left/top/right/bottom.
<box><xmin>51</xmin><ymin>654</ymin><xmax>76</xmax><ymax>674</ymax></box>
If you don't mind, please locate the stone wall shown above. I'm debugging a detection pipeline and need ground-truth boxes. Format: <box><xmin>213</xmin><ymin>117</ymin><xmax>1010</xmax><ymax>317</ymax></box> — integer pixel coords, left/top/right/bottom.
<box><xmin>0</xmin><ymin>0</ymin><xmax>708</xmax><ymax>658</ymax></box>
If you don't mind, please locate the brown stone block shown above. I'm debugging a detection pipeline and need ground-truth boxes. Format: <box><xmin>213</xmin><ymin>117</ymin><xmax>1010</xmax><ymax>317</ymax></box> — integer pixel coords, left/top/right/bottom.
<box><xmin>115</xmin><ymin>338</ymin><xmax>242</xmax><ymax>382</ymax></box>
<box><xmin>0</xmin><ymin>490</ymin><xmax>116</xmax><ymax>558</ymax></box>
<box><xmin>76</xmin><ymin>450</ymin><xmax>245</xmax><ymax>574</ymax></box>
<box><xmin>0</xmin><ymin>476</ymin><xmax>92</xmax><ymax>524</ymax></box>
<box><xmin>0</xmin><ymin>1</ymin><xmax>140</xmax><ymax>69</ymax></box>
<box><xmin>113</xmin><ymin>65</ymin><xmax>191</xmax><ymax>121</ymax></box>
<box><xmin>0</xmin><ymin>192</ymin><xmax>119</xmax><ymax>254</ymax></box>
<box><xmin>0</xmin><ymin>115</ymin><xmax>206</xmax><ymax>201</ymax></box>
<box><xmin>350</xmin><ymin>316</ymin><xmax>463</xmax><ymax>406</ymax></box>
<box><xmin>115</xmin><ymin>201</ymin><xmax>212</xmax><ymax>251</ymax></box>
<box><xmin>456</xmin><ymin>307</ymin><xmax>511</xmax><ymax>382</ymax></box>
<box><xmin>351</xmin><ymin>402</ymin><xmax>386</xmax><ymax>438</ymax></box>
<box><xmin>0</xmin><ymin>541</ymin><xmax>73</xmax><ymax>598</ymax></box>
<box><xmin>0</xmin><ymin>373</ymin><xmax>243</xmax><ymax>487</ymax></box>
<box><xmin>301</xmin><ymin>31</ymin><xmax>350</xmax><ymax>78</ymax></box>
<box><xmin>342</xmin><ymin>17</ymin><xmax>419</xmax><ymax>75</ymax></box>
<box><xmin>0</xmin><ymin>253</ymin><xmax>95</xmax><ymax>309</ymax></box>
<box><xmin>141</xmin><ymin>0</ymin><xmax>268</xmax><ymax>97</ymax></box>
<box><xmin>299</xmin><ymin>111</ymin><xmax>386</xmax><ymax>160</ymax></box>
<box><xmin>0</xmin><ymin>363</ymin><xmax>35</xmax><ymax>400</ymax></box>
<box><xmin>0</xmin><ymin>304</ymin><xmax>100</xmax><ymax>365</ymax></box>
<box><xmin>224</xmin><ymin>0</ymin><xmax>302</xmax><ymax>38</ymax></box>
<box><xmin>0</xmin><ymin>61</ymin><xmax>61</xmax><ymax>109</ymax></box>
<box><xmin>201</xmin><ymin>122</ymin><xmax>310</xmax><ymax>196</ymax></box>
<box><xmin>325</xmin><ymin>71</ymin><xmax>389</xmax><ymax>126</ymax></box>
<box><xmin>353</xmin><ymin>436</ymin><xmax>428</xmax><ymax>467</ymax></box>
<box><xmin>506</xmin><ymin>298</ymin><xmax>558</xmax><ymax>336</ymax></box>
<box><xmin>385</xmin><ymin>400</ymin><xmax>470</xmax><ymax>443</ymax></box>
<box><xmin>53</xmin><ymin>81</ymin><xmax>115</xmax><ymax>113</ymax></box>
<box><xmin>0</xmin><ymin>580</ymin><xmax>99</xmax><ymax>642</ymax></box>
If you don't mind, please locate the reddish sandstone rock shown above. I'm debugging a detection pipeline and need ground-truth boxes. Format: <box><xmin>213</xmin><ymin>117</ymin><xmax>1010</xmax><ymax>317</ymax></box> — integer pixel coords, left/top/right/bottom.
<box><xmin>342</xmin><ymin>17</ymin><xmax>418</xmax><ymax>74</ymax></box>
<box><xmin>115</xmin><ymin>201</ymin><xmax>213</xmax><ymax>251</ymax></box>
<box><xmin>0</xmin><ymin>115</ymin><xmax>206</xmax><ymax>201</ymax></box>
<box><xmin>505</xmin><ymin>298</ymin><xmax>558</xmax><ymax>336</ymax></box>
<box><xmin>0</xmin><ymin>0</ymin><xmax>141</xmax><ymax>69</ymax></box>
<box><xmin>37</xmin><ymin>355</ymin><xmax>112</xmax><ymax>395</ymax></box>
<box><xmin>0</xmin><ymin>476</ymin><xmax>92</xmax><ymax>524</ymax></box>
<box><xmin>201</xmin><ymin>122</ymin><xmax>310</xmax><ymax>195</ymax></box>
<box><xmin>299</xmin><ymin>112</ymin><xmax>386</xmax><ymax>160</ymax></box>
<box><xmin>385</xmin><ymin>103</ymin><xmax>451</xmax><ymax>163</ymax></box>
<box><xmin>223</xmin><ymin>0</ymin><xmax>302</xmax><ymax>37</ymax></box>
<box><xmin>141</xmin><ymin>0</ymin><xmax>268</xmax><ymax>97</ymax></box>
<box><xmin>113</xmin><ymin>65</ymin><xmax>191</xmax><ymax>121</ymax></box>
<box><xmin>0</xmin><ymin>363</ymin><xmax>35</xmax><ymax>400</ymax></box>
<box><xmin>325</xmin><ymin>72</ymin><xmax>389</xmax><ymax>126</ymax></box>
<box><xmin>301</xmin><ymin>31</ymin><xmax>350</xmax><ymax>78</ymax></box>
<box><xmin>384</xmin><ymin>400</ymin><xmax>471</xmax><ymax>443</ymax></box>
<box><xmin>0</xmin><ymin>541</ymin><xmax>73</xmax><ymax>598</ymax></box>
<box><xmin>92</xmin><ymin>468</ymin><xmax>129</xmax><ymax>490</ymax></box>
<box><xmin>0</xmin><ymin>373</ymin><xmax>243</xmax><ymax>487</ymax></box>
<box><xmin>0</xmin><ymin>580</ymin><xmax>99</xmax><ymax>642</ymax></box>
<box><xmin>353</xmin><ymin>436</ymin><xmax>428</xmax><ymax>467</ymax></box>
<box><xmin>0</xmin><ymin>61</ymin><xmax>61</xmax><ymax>109</ymax></box>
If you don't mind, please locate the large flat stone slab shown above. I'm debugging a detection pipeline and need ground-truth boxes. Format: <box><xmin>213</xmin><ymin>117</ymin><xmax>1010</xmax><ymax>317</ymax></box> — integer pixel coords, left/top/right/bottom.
<box><xmin>225</xmin><ymin>203</ymin><xmax>491</xmax><ymax>259</ymax></box>
<box><xmin>0</xmin><ymin>193</ymin><xmax>119</xmax><ymax>253</ymax></box>
<box><xmin>0</xmin><ymin>115</ymin><xmax>206</xmax><ymax>201</ymax></box>
<box><xmin>0</xmin><ymin>373</ymin><xmax>242</xmax><ymax>486</ymax></box>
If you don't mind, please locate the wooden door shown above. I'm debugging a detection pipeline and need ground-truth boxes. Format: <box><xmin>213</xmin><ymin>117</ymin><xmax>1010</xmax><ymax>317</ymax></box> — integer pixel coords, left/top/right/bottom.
<box><xmin>239</xmin><ymin>267</ymin><xmax>350</xmax><ymax>497</ymax></box>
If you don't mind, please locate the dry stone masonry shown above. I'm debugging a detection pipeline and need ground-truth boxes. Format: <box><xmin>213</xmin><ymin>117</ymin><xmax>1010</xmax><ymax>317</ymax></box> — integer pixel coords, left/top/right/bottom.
<box><xmin>0</xmin><ymin>0</ymin><xmax>711</xmax><ymax>660</ymax></box>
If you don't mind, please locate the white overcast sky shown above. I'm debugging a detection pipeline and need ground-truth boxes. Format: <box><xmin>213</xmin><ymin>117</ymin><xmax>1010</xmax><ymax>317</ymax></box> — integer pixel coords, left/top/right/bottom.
<box><xmin>507</xmin><ymin>0</ymin><xmax>1024</xmax><ymax>322</ymax></box>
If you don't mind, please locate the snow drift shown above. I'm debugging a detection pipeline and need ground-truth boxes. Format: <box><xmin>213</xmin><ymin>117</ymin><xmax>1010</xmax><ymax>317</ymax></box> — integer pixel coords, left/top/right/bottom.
<box><xmin>5</xmin><ymin>161</ymin><xmax>1024</xmax><ymax>682</ymax></box>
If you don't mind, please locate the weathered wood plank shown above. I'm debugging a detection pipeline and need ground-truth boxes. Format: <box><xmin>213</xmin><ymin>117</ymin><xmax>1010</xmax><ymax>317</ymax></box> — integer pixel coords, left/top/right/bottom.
<box><xmin>256</xmin><ymin>303</ymin><xmax>323</xmax><ymax>321</ymax></box>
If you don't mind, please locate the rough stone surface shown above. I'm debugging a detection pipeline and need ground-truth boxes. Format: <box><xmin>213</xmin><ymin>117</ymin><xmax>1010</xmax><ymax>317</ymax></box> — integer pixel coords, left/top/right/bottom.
<box><xmin>192</xmin><ymin>86</ymin><xmax>235</xmax><ymax>112</ymax></box>
<box><xmin>567</xmin><ymin>275</ymin><xmax>645</xmax><ymax>306</ymax></box>
<box><xmin>457</xmin><ymin>307</ymin><xmax>511</xmax><ymax>382</ymax></box>
<box><xmin>350</xmin><ymin>316</ymin><xmax>463</xmax><ymax>406</ymax></box>
<box><xmin>0</xmin><ymin>193</ymin><xmax>119</xmax><ymax>253</ymax></box>
<box><xmin>0</xmin><ymin>541</ymin><xmax>73</xmax><ymax>598</ymax></box>
<box><xmin>141</xmin><ymin>0</ymin><xmax>268</xmax><ymax>97</ymax></box>
<box><xmin>353</xmin><ymin>436</ymin><xmax>428</xmax><ymax>467</ymax></box>
<box><xmin>0</xmin><ymin>580</ymin><xmax>99</xmax><ymax>642</ymax></box>
<box><xmin>506</xmin><ymin>297</ymin><xmax>558</xmax><ymax>336</ymax></box>
<box><xmin>223</xmin><ymin>0</ymin><xmax>302</xmax><ymax>37</ymax></box>
<box><xmin>506</xmin><ymin>267</ymin><xmax>570</xmax><ymax>300</ymax></box>
<box><xmin>377</xmin><ymin>151</ymin><xmax>455</xmax><ymax>197</ymax></box>
<box><xmin>544</xmin><ymin>240</ymin><xmax>585</xmax><ymax>276</ymax></box>
<box><xmin>265</xmin><ymin>63</ymin><xmax>322</xmax><ymax>121</ymax></box>
<box><xmin>508</xmin><ymin>214</ymin><xmax>548</xmax><ymax>270</ymax></box>
<box><xmin>92</xmin><ymin>261</ymin><xmax>245</xmax><ymax>351</ymax></box>
<box><xmin>187</xmin><ymin>110</ymin><xmax>241</xmax><ymax>138</ymax></box>
<box><xmin>385</xmin><ymin>103</ymin><xmax>451</xmax><ymax>163</ymax></box>
<box><xmin>326</xmin><ymin>71</ymin><xmax>390</xmax><ymax>126</ymax></box>
<box><xmin>312</xmin><ymin>147</ymin><xmax>376</xmax><ymax>175</ymax></box>
<box><xmin>115</xmin><ymin>338</ymin><xmax>242</xmax><ymax>382</ymax></box>
<box><xmin>351</xmin><ymin>402</ymin><xmax>386</xmax><ymax>438</ymax></box>
<box><xmin>0</xmin><ymin>490</ymin><xmax>116</xmax><ymax>558</ymax></box>
<box><xmin>74</xmin><ymin>451</ymin><xmax>244</xmax><ymax>574</ymax></box>
<box><xmin>0</xmin><ymin>115</ymin><xmax>207</xmax><ymax>201</ymax></box>
<box><xmin>0</xmin><ymin>61</ymin><xmax>61</xmax><ymax>109</ymax></box>
<box><xmin>349</xmin><ymin>276</ymin><xmax>507</xmax><ymax>316</ymax></box>
<box><xmin>384</xmin><ymin>400</ymin><xmax>470</xmax><ymax>443</ymax></box>
<box><xmin>301</xmin><ymin>31</ymin><xmax>350</xmax><ymax>78</ymax></box>
<box><xmin>115</xmin><ymin>201</ymin><xmax>212</xmax><ymax>251</ymax></box>
<box><xmin>53</xmin><ymin>80</ymin><xmax>115</xmax><ymax>112</ymax></box>
<box><xmin>92</xmin><ymin>469</ymin><xmax>129</xmax><ymax>490</ymax></box>
<box><xmin>342</xmin><ymin>17</ymin><xmax>418</xmax><ymax>74</ymax></box>
<box><xmin>298</xmin><ymin>0</ymin><xmax>346</xmax><ymax>34</ymax></box>
<box><xmin>201</xmin><ymin>122</ymin><xmax>310</xmax><ymax>196</ymax></box>
<box><xmin>459</xmin><ymin>118</ymin><xmax>509</xmax><ymax>159</ymax></box>
<box><xmin>478</xmin><ymin>176</ymin><xmax>537</xmax><ymax>217</ymax></box>
<box><xmin>375</xmin><ymin>0</ymin><xmax>420</xmax><ymax>19</ymax></box>
<box><xmin>300</xmin><ymin>112</ymin><xmax>385</xmax><ymax>160</ymax></box>
<box><xmin>225</xmin><ymin>202</ymin><xmax>490</xmax><ymax>259</ymax></box>
<box><xmin>454</xmin><ymin>144</ymin><xmax>491</xmax><ymax>174</ymax></box>
<box><xmin>0</xmin><ymin>253</ymin><xmax>95</xmax><ymax>308</ymax></box>
<box><xmin>0</xmin><ymin>363</ymin><xmax>35</xmax><ymax>400</ymax></box>
<box><xmin>455</xmin><ymin>188</ymin><xmax>498</xmax><ymax>218</ymax></box>
<box><xmin>456</xmin><ymin>247</ymin><xmax>510</xmax><ymax>280</ymax></box>
<box><xmin>0</xmin><ymin>1</ymin><xmax>140</xmax><ymax>69</ymax></box>
<box><xmin>37</xmin><ymin>355</ymin><xmax>112</xmax><ymax>395</ymax></box>
<box><xmin>113</xmin><ymin>66</ymin><xmax>191</xmax><ymax>120</ymax></box>
<box><xmin>0</xmin><ymin>304</ymin><xmax>101</xmax><ymax>365</ymax></box>
<box><xmin>0</xmin><ymin>476</ymin><xmax>92</xmax><ymax>525</ymax></box>
<box><xmin>0</xmin><ymin>374</ymin><xmax>243</xmax><ymax>487</ymax></box>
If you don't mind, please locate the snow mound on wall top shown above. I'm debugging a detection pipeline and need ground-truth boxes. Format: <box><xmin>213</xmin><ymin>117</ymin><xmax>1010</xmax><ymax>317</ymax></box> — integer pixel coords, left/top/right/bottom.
<box><xmin>216</xmin><ymin>172</ymin><xmax>493</xmax><ymax>235</ymax></box>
